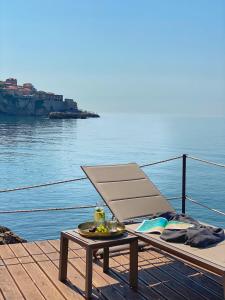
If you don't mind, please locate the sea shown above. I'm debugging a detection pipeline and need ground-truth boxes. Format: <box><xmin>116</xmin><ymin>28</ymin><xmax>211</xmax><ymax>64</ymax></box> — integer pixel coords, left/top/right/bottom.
<box><xmin>0</xmin><ymin>113</ymin><xmax>225</xmax><ymax>241</ymax></box>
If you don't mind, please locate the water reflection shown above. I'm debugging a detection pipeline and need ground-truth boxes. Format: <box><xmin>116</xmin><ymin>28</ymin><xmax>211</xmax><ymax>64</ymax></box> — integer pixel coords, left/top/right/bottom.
<box><xmin>0</xmin><ymin>114</ymin><xmax>77</xmax><ymax>146</ymax></box>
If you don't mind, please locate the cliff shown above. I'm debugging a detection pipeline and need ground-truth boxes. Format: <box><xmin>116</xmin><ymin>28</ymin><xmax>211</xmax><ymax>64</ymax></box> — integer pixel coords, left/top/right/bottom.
<box><xmin>0</xmin><ymin>78</ymin><xmax>99</xmax><ymax>118</ymax></box>
<box><xmin>0</xmin><ymin>93</ymin><xmax>80</xmax><ymax>116</ymax></box>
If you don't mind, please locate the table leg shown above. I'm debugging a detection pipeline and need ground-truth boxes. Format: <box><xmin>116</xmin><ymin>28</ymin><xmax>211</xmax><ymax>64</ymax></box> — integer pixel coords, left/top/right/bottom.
<box><xmin>59</xmin><ymin>233</ymin><xmax>68</xmax><ymax>281</ymax></box>
<box><xmin>129</xmin><ymin>239</ymin><xmax>138</xmax><ymax>289</ymax></box>
<box><xmin>103</xmin><ymin>247</ymin><xmax>109</xmax><ymax>273</ymax></box>
<box><xmin>86</xmin><ymin>247</ymin><xmax>93</xmax><ymax>299</ymax></box>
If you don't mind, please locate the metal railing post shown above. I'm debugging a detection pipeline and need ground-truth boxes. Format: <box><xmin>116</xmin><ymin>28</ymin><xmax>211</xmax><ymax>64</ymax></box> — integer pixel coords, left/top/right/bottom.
<box><xmin>182</xmin><ymin>154</ymin><xmax>187</xmax><ymax>214</ymax></box>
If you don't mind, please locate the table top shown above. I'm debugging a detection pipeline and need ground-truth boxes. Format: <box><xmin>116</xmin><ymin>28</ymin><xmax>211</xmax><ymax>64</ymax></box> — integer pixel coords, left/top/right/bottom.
<box><xmin>61</xmin><ymin>229</ymin><xmax>138</xmax><ymax>249</ymax></box>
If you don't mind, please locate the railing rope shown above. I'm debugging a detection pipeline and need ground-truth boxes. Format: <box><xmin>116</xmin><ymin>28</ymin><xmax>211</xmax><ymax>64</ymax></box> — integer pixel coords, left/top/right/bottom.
<box><xmin>0</xmin><ymin>155</ymin><xmax>183</xmax><ymax>194</ymax></box>
<box><xmin>0</xmin><ymin>204</ymin><xmax>97</xmax><ymax>214</ymax></box>
<box><xmin>167</xmin><ymin>196</ymin><xmax>182</xmax><ymax>201</ymax></box>
<box><xmin>0</xmin><ymin>176</ymin><xmax>87</xmax><ymax>194</ymax></box>
<box><xmin>1</xmin><ymin>154</ymin><xmax>225</xmax><ymax>217</ymax></box>
<box><xmin>140</xmin><ymin>155</ymin><xmax>182</xmax><ymax>168</ymax></box>
<box><xmin>186</xmin><ymin>196</ymin><xmax>225</xmax><ymax>217</ymax></box>
<box><xmin>0</xmin><ymin>196</ymin><xmax>181</xmax><ymax>214</ymax></box>
<box><xmin>188</xmin><ymin>156</ymin><xmax>225</xmax><ymax>168</ymax></box>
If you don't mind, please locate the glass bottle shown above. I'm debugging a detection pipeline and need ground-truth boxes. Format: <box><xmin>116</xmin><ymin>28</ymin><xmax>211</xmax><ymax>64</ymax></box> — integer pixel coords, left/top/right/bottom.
<box><xmin>94</xmin><ymin>201</ymin><xmax>105</xmax><ymax>225</ymax></box>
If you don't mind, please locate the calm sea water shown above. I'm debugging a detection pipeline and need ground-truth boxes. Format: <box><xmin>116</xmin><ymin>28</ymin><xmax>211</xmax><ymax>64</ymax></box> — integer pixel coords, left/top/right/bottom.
<box><xmin>0</xmin><ymin>113</ymin><xmax>225</xmax><ymax>241</ymax></box>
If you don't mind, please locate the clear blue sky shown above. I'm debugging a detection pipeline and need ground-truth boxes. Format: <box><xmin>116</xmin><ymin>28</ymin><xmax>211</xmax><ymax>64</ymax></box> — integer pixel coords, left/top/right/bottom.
<box><xmin>1</xmin><ymin>0</ymin><xmax>225</xmax><ymax>115</ymax></box>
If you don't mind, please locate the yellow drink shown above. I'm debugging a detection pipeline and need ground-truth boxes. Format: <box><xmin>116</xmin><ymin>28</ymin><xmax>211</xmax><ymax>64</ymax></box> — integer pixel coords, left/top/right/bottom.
<box><xmin>94</xmin><ymin>207</ymin><xmax>105</xmax><ymax>224</ymax></box>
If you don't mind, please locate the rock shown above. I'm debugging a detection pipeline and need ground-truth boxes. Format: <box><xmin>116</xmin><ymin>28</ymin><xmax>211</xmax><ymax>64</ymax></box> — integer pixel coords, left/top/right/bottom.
<box><xmin>0</xmin><ymin>226</ymin><xmax>11</xmax><ymax>233</ymax></box>
<box><xmin>49</xmin><ymin>111</ymin><xmax>100</xmax><ymax>119</ymax></box>
<box><xmin>0</xmin><ymin>226</ymin><xmax>27</xmax><ymax>245</ymax></box>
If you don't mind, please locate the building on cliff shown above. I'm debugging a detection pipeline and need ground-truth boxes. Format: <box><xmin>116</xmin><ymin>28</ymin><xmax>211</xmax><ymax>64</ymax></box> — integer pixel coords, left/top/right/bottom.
<box><xmin>0</xmin><ymin>78</ymin><xmax>78</xmax><ymax>116</ymax></box>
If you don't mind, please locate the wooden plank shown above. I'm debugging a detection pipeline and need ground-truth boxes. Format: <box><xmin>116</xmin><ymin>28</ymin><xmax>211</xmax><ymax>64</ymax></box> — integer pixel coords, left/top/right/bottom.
<box><xmin>23</xmin><ymin>262</ymin><xmax>65</xmax><ymax>300</ymax></box>
<box><xmin>49</xmin><ymin>241</ymin><xmax>104</xmax><ymax>300</ymax></box>
<box><xmin>150</xmin><ymin>246</ymin><xmax>220</xmax><ymax>280</ymax></box>
<box><xmin>148</xmin><ymin>248</ymin><xmax>224</xmax><ymax>299</ymax></box>
<box><xmin>72</xmin><ymin>247</ymin><xmax>145</xmax><ymax>300</ymax></box>
<box><xmin>3</xmin><ymin>257</ymin><xmax>20</xmax><ymax>266</ymax></box>
<box><xmin>52</xmin><ymin>255</ymin><xmax>103</xmax><ymax>300</ymax></box>
<box><xmin>4</xmin><ymin>238</ymin><xmax>223</xmax><ymax>300</ymax></box>
<box><xmin>38</xmin><ymin>260</ymin><xmax>84</xmax><ymax>300</ymax></box>
<box><xmin>51</xmin><ymin>242</ymin><xmax>126</xmax><ymax>300</ymax></box>
<box><xmin>0</xmin><ymin>244</ymin><xmax>15</xmax><ymax>259</ymax></box>
<box><xmin>75</xmin><ymin>246</ymin><xmax>164</xmax><ymax>300</ymax></box>
<box><xmin>21</xmin><ymin>242</ymin><xmax>49</xmax><ymax>263</ymax></box>
<box><xmin>32</xmin><ymin>254</ymin><xmax>49</xmax><ymax>262</ymax></box>
<box><xmin>107</xmin><ymin>252</ymin><xmax>162</xmax><ymax>300</ymax></box>
<box><xmin>139</xmin><ymin>250</ymin><xmax>212</xmax><ymax>300</ymax></box>
<box><xmin>49</xmin><ymin>239</ymin><xmax>82</xmax><ymax>251</ymax></box>
<box><xmin>112</xmin><ymin>252</ymin><xmax>183</xmax><ymax>300</ymax></box>
<box><xmin>7</xmin><ymin>264</ymin><xmax>46</xmax><ymax>300</ymax></box>
<box><xmin>9</xmin><ymin>243</ymin><xmax>30</xmax><ymax>258</ymax></box>
<box><xmin>0</xmin><ymin>266</ymin><xmax>24</xmax><ymax>299</ymax></box>
<box><xmin>145</xmin><ymin>249</ymin><xmax>216</xmax><ymax>299</ymax></box>
<box><xmin>35</xmin><ymin>241</ymin><xmax>56</xmax><ymax>254</ymax></box>
<box><xmin>46</xmin><ymin>251</ymin><xmax>60</xmax><ymax>261</ymax></box>
<box><xmin>48</xmin><ymin>239</ymin><xmax>61</xmax><ymax>251</ymax></box>
<box><xmin>23</xmin><ymin>242</ymin><xmax>43</xmax><ymax>255</ymax></box>
<box><xmin>53</xmin><ymin>261</ymin><xmax>105</xmax><ymax>300</ymax></box>
<box><xmin>18</xmin><ymin>255</ymin><xmax>35</xmax><ymax>264</ymax></box>
<box><xmin>138</xmin><ymin>249</ymin><xmax>223</xmax><ymax>300</ymax></box>
<box><xmin>0</xmin><ymin>238</ymin><xmax>223</xmax><ymax>300</ymax></box>
<box><xmin>0</xmin><ymin>289</ymin><xmax>5</xmax><ymax>300</ymax></box>
<box><xmin>153</xmin><ymin>248</ymin><xmax>207</xmax><ymax>277</ymax></box>
<box><xmin>49</xmin><ymin>240</ymin><xmax>77</xmax><ymax>259</ymax></box>
<box><xmin>69</xmin><ymin>240</ymin><xmax>82</xmax><ymax>250</ymax></box>
<box><xmin>70</xmin><ymin>254</ymin><xmax>126</xmax><ymax>300</ymax></box>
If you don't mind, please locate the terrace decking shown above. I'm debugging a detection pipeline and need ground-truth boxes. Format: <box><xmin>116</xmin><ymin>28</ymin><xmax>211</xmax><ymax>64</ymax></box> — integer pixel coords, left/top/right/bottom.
<box><xmin>0</xmin><ymin>239</ymin><xmax>224</xmax><ymax>300</ymax></box>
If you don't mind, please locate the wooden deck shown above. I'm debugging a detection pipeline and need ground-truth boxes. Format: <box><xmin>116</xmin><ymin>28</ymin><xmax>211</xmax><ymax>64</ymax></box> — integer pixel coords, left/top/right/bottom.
<box><xmin>0</xmin><ymin>239</ymin><xmax>224</xmax><ymax>300</ymax></box>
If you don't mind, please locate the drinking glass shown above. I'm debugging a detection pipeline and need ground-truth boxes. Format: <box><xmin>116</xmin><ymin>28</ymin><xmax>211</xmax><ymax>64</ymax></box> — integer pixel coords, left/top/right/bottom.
<box><xmin>109</xmin><ymin>217</ymin><xmax>117</xmax><ymax>232</ymax></box>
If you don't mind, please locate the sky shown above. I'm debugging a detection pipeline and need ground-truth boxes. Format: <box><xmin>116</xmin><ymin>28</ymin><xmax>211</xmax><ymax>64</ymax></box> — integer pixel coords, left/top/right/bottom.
<box><xmin>0</xmin><ymin>0</ymin><xmax>225</xmax><ymax>115</ymax></box>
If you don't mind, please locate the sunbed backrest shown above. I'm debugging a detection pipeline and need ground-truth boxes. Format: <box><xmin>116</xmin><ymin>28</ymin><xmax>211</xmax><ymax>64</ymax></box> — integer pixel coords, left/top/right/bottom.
<box><xmin>82</xmin><ymin>163</ymin><xmax>175</xmax><ymax>222</ymax></box>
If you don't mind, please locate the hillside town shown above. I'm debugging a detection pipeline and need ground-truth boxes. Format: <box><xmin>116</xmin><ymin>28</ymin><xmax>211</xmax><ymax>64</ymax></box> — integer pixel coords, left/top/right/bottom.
<box><xmin>0</xmin><ymin>78</ymin><xmax>99</xmax><ymax>118</ymax></box>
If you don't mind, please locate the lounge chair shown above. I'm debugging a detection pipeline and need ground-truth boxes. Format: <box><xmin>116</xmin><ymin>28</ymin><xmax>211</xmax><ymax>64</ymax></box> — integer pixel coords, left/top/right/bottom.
<box><xmin>81</xmin><ymin>163</ymin><xmax>225</xmax><ymax>297</ymax></box>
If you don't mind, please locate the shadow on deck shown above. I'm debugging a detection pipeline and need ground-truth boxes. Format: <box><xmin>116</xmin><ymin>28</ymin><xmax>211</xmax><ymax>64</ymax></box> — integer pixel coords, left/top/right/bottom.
<box><xmin>0</xmin><ymin>239</ymin><xmax>223</xmax><ymax>300</ymax></box>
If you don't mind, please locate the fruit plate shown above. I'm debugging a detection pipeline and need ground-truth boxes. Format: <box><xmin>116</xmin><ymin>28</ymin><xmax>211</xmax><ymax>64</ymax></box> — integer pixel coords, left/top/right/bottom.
<box><xmin>77</xmin><ymin>221</ymin><xmax>126</xmax><ymax>238</ymax></box>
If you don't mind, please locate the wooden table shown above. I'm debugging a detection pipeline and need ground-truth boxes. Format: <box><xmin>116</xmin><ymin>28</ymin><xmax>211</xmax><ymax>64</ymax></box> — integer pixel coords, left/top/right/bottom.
<box><xmin>59</xmin><ymin>230</ymin><xmax>138</xmax><ymax>299</ymax></box>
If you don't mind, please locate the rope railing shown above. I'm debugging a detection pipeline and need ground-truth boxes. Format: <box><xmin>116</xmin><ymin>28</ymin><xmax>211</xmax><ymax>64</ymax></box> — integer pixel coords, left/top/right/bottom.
<box><xmin>0</xmin><ymin>176</ymin><xmax>87</xmax><ymax>194</ymax></box>
<box><xmin>0</xmin><ymin>154</ymin><xmax>225</xmax><ymax>217</ymax></box>
<box><xmin>186</xmin><ymin>196</ymin><xmax>225</xmax><ymax>217</ymax></box>
<box><xmin>0</xmin><ymin>204</ymin><xmax>97</xmax><ymax>214</ymax></box>
<box><xmin>0</xmin><ymin>155</ymin><xmax>182</xmax><ymax>194</ymax></box>
<box><xmin>140</xmin><ymin>155</ymin><xmax>182</xmax><ymax>168</ymax></box>
<box><xmin>166</xmin><ymin>196</ymin><xmax>181</xmax><ymax>201</ymax></box>
<box><xmin>188</xmin><ymin>156</ymin><xmax>225</xmax><ymax>168</ymax></box>
<box><xmin>0</xmin><ymin>196</ymin><xmax>181</xmax><ymax>214</ymax></box>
